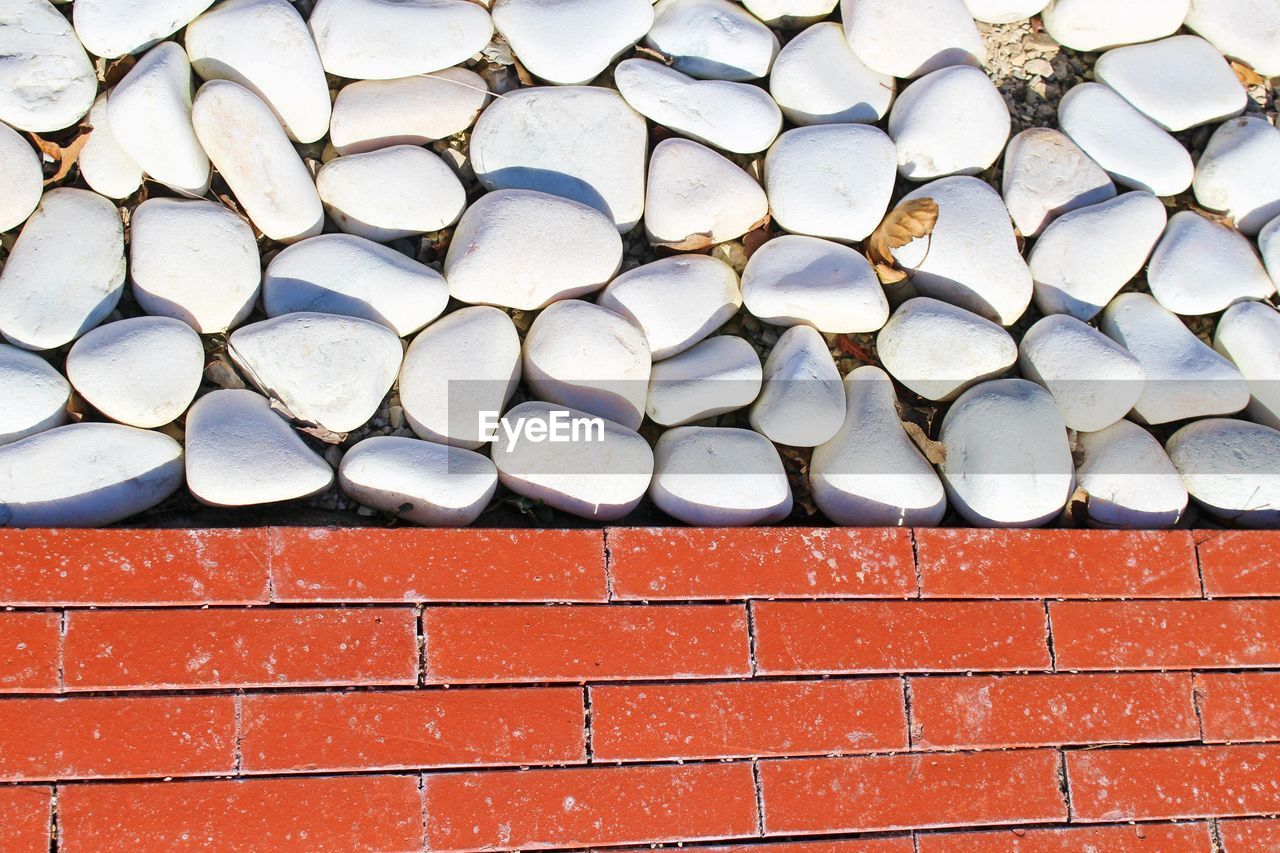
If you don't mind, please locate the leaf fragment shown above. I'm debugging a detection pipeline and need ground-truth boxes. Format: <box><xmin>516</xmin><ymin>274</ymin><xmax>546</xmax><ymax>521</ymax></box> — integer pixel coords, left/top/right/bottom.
<box><xmin>866</xmin><ymin>198</ymin><xmax>938</xmax><ymax>283</ymax></box>
<box><xmin>1231</xmin><ymin>60</ymin><xmax>1268</xmax><ymax>88</ymax></box>
<box><xmin>902</xmin><ymin>421</ymin><xmax>946</xmax><ymax>465</ymax></box>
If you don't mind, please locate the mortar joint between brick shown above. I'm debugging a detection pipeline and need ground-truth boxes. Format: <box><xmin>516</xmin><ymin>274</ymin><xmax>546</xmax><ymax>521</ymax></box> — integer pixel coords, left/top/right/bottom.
<box><xmin>912</xmin><ymin>830</ymin><xmax>921</xmax><ymax>853</ymax></box>
<box><xmin>902</xmin><ymin>676</ymin><xmax>915</xmax><ymax>750</ymax></box>
<box><xmin>583</xmin><ymin>685</ymin><xmax>594</xmax><ymax>763</ymax></box>
<box><xmin>1056</xmin><ymin>748</ymin><xmax>1073</xmax><ymax>822</ymax></box>
<box><xmin>417</xmin><ymin>773</ymin><xmax>428</xmax><ymax>853</ymax></box>
<box><xmin>56</xmin><ymin>610</ymin><xmax>67</xmax><ymax>695</ymax></box>
<box><xmin>601</xmin><ymin>529</ymin><xmax>615</xmax><ymax>602</ymax></box>
<box><xmin>1191</xmin><ymin>674</ymin><xmax>1207</xmax><ymax>742</ymax></box>
<box><xmin>750</xmin><ymin>759</ymin><xmax>765</xmax><ymax>837</ymax></box>
<box><xmin>264</xmin><ymin>527</ymin><xmax>280</xmax><ymax>603</ymax></box>
<box><xmin>909</xmin><ymin>528</ymin><xmax>923</xmax><ymax>599</ymax></box>
<box><xmin>233</xmin><ymin>692</ymin><xmax>244</xmax><ymax>774</ymax></box>
<box><xmin>1043</xmin><ymin>601</ymin><xmax>1058</xmax><ymax>673</ymax></box>
<box><xmin>1193</xmin><ymin>540</ymin><xmax>1209</xmax><ymax>600</ymax></box>
<box><xmin>745</xmin><ymin>601</ymin><xmax>759</xmax><ymax>677</ymax></box>
<box><xmin>416</xmin><ymin>606</ymin><xmax>426</xmax><ymax>688</ymax></box>
<box><xmin>1209</xmin><ymin>817</ymin><xmax>1226</xmax><ymax>853</ymax></box>
<box><xmin>48</xmin><ymin>787</ymin><xmax>58</xmax><ymax>853</ymax></box>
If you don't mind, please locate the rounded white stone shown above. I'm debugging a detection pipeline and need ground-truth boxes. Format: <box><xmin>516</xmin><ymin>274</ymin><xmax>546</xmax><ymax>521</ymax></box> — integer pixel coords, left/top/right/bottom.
<box><xmin>939</xmin><ymin>378</ymin><xmax>1075</xmax><ymax>528</ymax></box>
<box><xmin>492</xmin><ymin>0</ymin><xmax>654</xmax><ymax>85</ymax></box>
<box><xmin>470</xmin><ymin>86</ymin><xmax>647</xmax><ymax>231</ymax></box>
<box><xmin>0</xmin><ymin>121</ymin><xmax>41</xmax><ymax>232</ymax></box>
<box><xmin>1265</xmin><ymin>215</ymin><xmax>1280</xmax><ymax>286</ymax></box>
<box><xmin>646</xmin><ymin>335</ymin><xmax>762</xmax><ymax>426</ymax></box>
<box><xmin>77</xmin><ymin>93</ymin><xmax>143</xmax><ymax>201</ymax></box>
<box><xmin>764</xmin><ymin>124</ymin><xmax>897</xmax><ymax>243</ymax></box>
<box><xmin>308</xmin><ymin>0</ymin><xmax>494</xmax><ymax>80</ymax></box>
<box><xmin>840</xmin><ymin>0</ymin><xmax>986</xmax><ymax>79</ymax></box>
<box><xmin>107</xmin><ymin>42</ymin><xmax>210</xmax><ymax>197</ymax></box>
<box><xmin>184</xmin><ymin>388</ymin><xmax>333</xmax><ymax>507</ymax></box>
<box><xmin>963</xmin><ymin>0</ymin><xmax>1049</xmax><ymax>22</ymax></box>
<box><xmin>228</xmin><ymin>312</ymin><xmax>404</xmax><ymax>433</ymax></box>
<box><xmin>74</xmin><ymin>0</ymin><xmax>214</xmax><ymax>58</ymax></box>
<box><xmin>749</xmin><ymin>324</ymin><xmax>845</xmax><ymax>447</ymax></box>
<box><xmin>317</xmin><ymin>145</ymin><xmax>466</xmax><ymax>242</ymax></box>
<box><xmin>810</xmin><ymin>365</ymin><xmax>948</xmax><ymax>527</ymax></box>
<box><xmin>0</xmin><ymin>423</ymin><xmax>183</xmax><ymax>527</ymax></box>
<box><xmin>877</xmin><ymin>297</ymin><xmax>1017</xmax><ymax>402</ymax></box>
<box><xmin>0</xmin><ymin>344</ymin><xmax>70</xmax><ymax>446</ymax></box>
<box><xmin>1185</xmin><ymin>0</ymin><xmax>1280</xmax><ymax>78</ymax></box>
<box><xmin>129</xmin><ymin>197</ymin><xmax>261</xmax><ymax>334</ymax></box>
<box><xmin>1041</xmin><ymin>0</ymin><xmax>1190</xmax><ymax>51</ymax></box>
<box><xmin>1147</xmin><ymin>211</ymin><xmax>1275</xmax><ymax>316</ymax></box>
<box><xmin>329</xmin><ymin>68</ymin><xmax>489</xmax><ymax>155</ymax></box>
<box><xmin>1075</xmin><ymin>419</ymin><xmax>1187</xmax><ymax>529</ymax></box>
<box><xmin>399</xmin><ymin>306</ymin><xmax>522</xmax><ymax>449</ymax></box>
<box><xmin>0</xmin><ymin>0</ymin><xmax>96</xmax><ymax>133</ymax></box>
<box><xmin>597</xmin><ymin>255</ymin><xmax>742</xmax><ymax>360</ymax></box>
<box><xmin>338</xmin><ymin>435</ymin><xmax>497</xmax><ymax>527</ymax></box>
<box><xmin>1002</xmin><ymin>128</ymin><xmax>1116</xmax><ymax>237</ymax></box>
<box><xmin>741</xmin><ymin>235</ymin><xmax>889</xmax><ymax>334</ymax></box>
<box><xmin>1193</xmin><ymin>116</ymin><xmax>1280</xmax><ymax>237</ymax></box>
<box><xmin>0</xmin><ymin>188</ymin><xmax>125</xmax><ymax>351</ymax></box>
<box><xmin>645</xmin><ymin>138</ymin><xmax>769</xmax><ymax>249</ymax></box>
<box><xmin>888</xmin><ymin>65</ymin><xmax>1011</xmax><ymax>182</ymax></box>
<box><xmin>491</xmin><ymin>400</ymin><xmax>653</xmax><ymax>521</ymax></box>
<box><xmin>1018</xmin><ymin>314</ymin><xmax>1145</xmax><ymax>432</ymax></box>
<box><xmin>1214</xmin><ymin>300</ymin><xmax>1280</xmax><ymax>430</ymax></box>
<box><xmin>645</xmin><ymin>0</ymin><xmax>779</xmax><ymax>81</ymax></box>
<box><xmin>893</xmin><ymin>177</ymin><xmax>1033</xmax><ymax>326</ymax></box>
<box><xmin>650</xmin><ymin>426</ymin><xmax>792</xmax><ymax>526</ymax></box>
<box><xmin>445</xmin><ymin>189</ymin><xmax>622</xmax><ymax>310</ymax></box>
<box><xmin>185</xmin><ymin>0</ymin><xmax>332</xmax><ymax>144</ymax></box>
<box><xmin>264</xmin><ymin>234</ymin><xmax>448</xmax><ymax>336</ymax></box>
<box><xmin>767</xmin><ymin>22</ymin><xmax>895</xmax><ymax>126</ymax></box>
<box><xmin>1095</xmin><ymin>35</ymin><xmax>1246</xmax><ymax>133</ymax></box>
<box><xmin>1030</xmin><ymin>190</ymin><xmax>1168</xmax><ymax>321</ymax></box>
<box><xmin>1167</xmin><ymin>418</ymin><xmax>1280</xmax><ymax>526</ymax></box>
<box><xmin>192</xmin><ymin>80</ymin><xmax>324</xmax><ymax>244</ymax></box>
<box><xmin>742</xmin><ymin>0</ymin><xmax>837</xmax><ymax>26</ymax></box>
<box><xmin>1099</xmin><ymin>293</ymin><xmax>1250</xmax><ymax>425</ymax></box>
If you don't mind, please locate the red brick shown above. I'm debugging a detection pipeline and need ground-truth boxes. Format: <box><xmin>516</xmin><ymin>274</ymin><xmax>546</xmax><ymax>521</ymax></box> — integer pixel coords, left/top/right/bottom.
<box><xmin>1050</xmin><ymin>601</ymin><xmax>1280</xmax><ymax>671</ymax></box>
<box><xmin>590</xmin><ymin>678</ymin><xmax>907</xmax><ymax>761</ymax></box>
<box><xmin>0</xmin><ymin>612</ymin><xmax>59</xmax><ymax>693</ymax></box>
<box><xmin>758</xmin><ymin>750</ymin><xmax>1066</xmax><ymax>834</ymax></box>
<box><xmin>916</xmin><ymin>823</ymin><xmax>1214</xmax><ymax>852</ymax></box>
<box><xmin>57</xmin><ymin>775</ymin><xmax>423</xmax><ymax>851</ymax></box>
<box><xmin>917</xmin><ymin>529</ymin><xmax>1200</xmax><ymax>598</ymax></box>
<box><xmin>910</xmin><ymin>672</ymin><xmax>1198</xmax><ymax>749</ymax></box>
<box><xmin>0</xmin><ymin>695</ymin><xmax>235</xmax><ymax>781</ymax></box>
<box><xmin>422</xmin><ymin>604</ymin><xmax>750</xmax><ymax>683</ymax></box>
<box><xmin>0</xmin><ymin>786</ymin><xmax>51</xmax><ymax>853</ymax></box>
<box><xmin>422</xmin><ymin>762</ymin><xmax>757</xmax><ymax>850</ymax></box>
<box><xmin>1219</xmin><ymin>818</ymin><xmax>1280</xmax><ymax>851</ymax></box>
<box><xmin>753</xmin><ymin>601</ymin><xmax>1050</xmax><ymax>675</ymax></box>
<box><xmin>1197</xmin><ymin>672</ymin><xmax>1280</xmax><ymax>743</ymax></box>
<box><xmin>64</xmin><ymin>607</ymin><xmax>418</xmax><ymax>691</ymax></box>
<box><xmin>705</xmin><ymin>841</ymin><xmax>915</xmax><ymax>853</ymax></box>
<box><xmin>241</xmin><ymin>687</ymin><xmax>585</xmax><ymax>772</ymax></box>
<box><xmin>606</xmin><ymin>528</ymin><xmax>915</xmax><ymax>599</ymax></box>
<box><xmin>269</xmin><ymin>527</ymin><xmax>607</xmax><ymax>603</ymax></box>
<box><xmin>0</xmin><ymin>529</ymin><xmax>270</xmax><ymax>606</ymax></box>
<box><xmin>1068</xmin><ymin>744</ymin><xmax>1280</xmax><ymax>820</ymax></box>
<box><xmin>1198</xmin><ymin>531</ymin><xmax>1280</xmax><ymax>596</ymax></box>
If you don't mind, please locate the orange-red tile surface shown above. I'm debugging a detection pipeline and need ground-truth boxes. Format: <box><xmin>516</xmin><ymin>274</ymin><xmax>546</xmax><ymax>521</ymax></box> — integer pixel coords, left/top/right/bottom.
<box><xmin>1218</xmin><ymin>818</ymin><xmax>1280</xmax><ymax>851</ymax></box>
<box><xmin>0</xmin><ymin>786</ymin><xmax>51</xmax><ymax>853</ymax></box>
<box><xmin>1197</xmin><ymin>531</ymin><xmax>1280</xmax><ymax>597</ymax></box>
<box><xmin>0</xmin><ymin>611</ymin><xmax>60</xmax><ymax>693</ymax></box>
<box><xmin>916</xmin><ymin>823</ymin><xmax>1214</xmax><ymax>851</ymax></box>
<box><xmin>1197</xmin><ymin>672</ymin><xmax>1280</xmax><ymax>743</ymax></box>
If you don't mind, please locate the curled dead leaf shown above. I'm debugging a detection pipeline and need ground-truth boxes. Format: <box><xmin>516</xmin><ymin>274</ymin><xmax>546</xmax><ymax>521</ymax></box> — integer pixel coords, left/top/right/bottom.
<box><xmin>1065</xmin><ymin>484</ymin><xmax>1091</xmax><ymax>527</ymax></box>
<box><xmin>658</xmin><ymin>231</ymin><xmax>715</xmax><ymax>252</ymax></box>
<box><xmin>1231</xmin><ymin>60</ymin><xmax>1268</xmax><ymax>88</ymax></box>
<box><xmin>28</xmin><ymin>126</ymin><xmax>92</xmax><ymax>185</ymax></box>
<box><xmin>902</xmin><ymin>420</ymin><xmax>946</xmax><ymax>465</ymax></box>
<box><xmin>867</xmin><ymin>198</ymin><xmax>938</xmax><ymax>285</ymax></box>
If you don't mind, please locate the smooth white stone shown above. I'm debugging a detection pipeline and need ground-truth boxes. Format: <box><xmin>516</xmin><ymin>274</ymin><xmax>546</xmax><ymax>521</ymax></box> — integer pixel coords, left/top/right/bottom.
<box><xmin>743</xmin><ymin>0</ymin><xmax>837</xmax><ymax>26</ymax></box>
<box><xmin>877</xmin><ymin>297</ymin><xmax>1017</xmax><ymax>402</ymax></box>
<box><xmin>445</xmin><ymin>189</ymin><xmax>622</xmax><ymax>309</ymax></box>
<box><xmin>264</xmin><ymin>234</ymin><xmax>448</xmax><ymax>336</ymax></box>
<box><xmin>765</xmin><ymin>124</ymin><xmax>897</xmax><ymax>243</ymax></box>
<box><xmin>840</xmin><ymin>0</ymin><xmax>986</xmax><ymax>79</ymax></box>
<box><xmin>470</xmin><ymin>86</ymin><xmax>646</xmax><ymax>231</ymax></box>
<box><xmin>0</xmin><ymin>0</ymin><xmax>96</xmax><ymax>132</ymax></box>
<box><xmin>1186</xmin><ymin>0</ymin><xmax>1280</xmax><ymax>77</ymax></box>
<box><xmin>894</xmin><ymin>177</ymin><xmax>1033</xmax><ymax>326</ymax></box>
<box><xmin>185</xmin><ymin>0</ymin><xmax>332</xmax><ymax>144</ymax></box>
<box><xmin>963</xmin><ymin>0</ymin><xmax>1048</xmax><ymax>22</ymax></box>
<box><xmin>1002</xmin><ymin>128</ymin><xmax>1116</xmax><ymax>237</ymax></box>
<box><xmin>329</xmin><ymin>68</ymin><xmax>489</xmax><ymax>155</ymax></box>
<box><xmin>597</xmin><ymin>255</ymin><xmax>742</xmax><ymax>360</ymax></box>
<box><xmin>338</xmin><ymin>435</ymin><xmax>497</xmax><ymax>526</ymax></box>
<box><xmin>1099</xmin><ymin>293</ymin><xmax>1250</xmax><ymax>424</ymax></box>
<box><xmin>1018</xmin><ymin>314</ymin><xmax>1145</xmax><ymax>432</ymax></box>
<box><xmin>646</xmin><ymin>335</ymin><xmax>762</xmax><ymax>426</ymax></box>
<box><xmin>615</xmin><ymin>59</ymin><xmax>781</xmax><ymax>155</ymax></box>
<box><xmin>0</xmin><ymin>188</ymin><xmax>125</xmax><ymax>351</ymax></box>
<box><xmin>129</xmin><ymin>197</ymin><xmax>261</xmax><ymax>334</ymax></box>
<box><xmin>317</xmin><ymin>145</ymin><xmax>466</xmax><ymax>242</ymax></box>
<box><xmin>192</xmin><ymin>80</ymin><xmax>324</xmax><ymax>243</ymax></box>
<box><xmin>74</xmin><ymin>0</ymin><xmax>214</xmax><ymax>58</ymax></box>
<box><xmin>1215</xmin><ymin>300</ymin><xmax>1280</xmax><ymax>430</ymax></box>
<box><xmin>65</xmin><ymin>317</ymin><xmax>204</xmax><ymax>428</ymax></box>
<box><xmin>1041</xmin><ymin>0</ymin><xmax>1190</xmax><ymax>51</ymax></box>
<box><xmin>1265</xmin><ymin>215</ymin><xmax>1280</xmax><ymax>286</ymax></box>
<box><xmin>1076</xmin><ymin>420</ymin><xmax>1187</xmax><ymax>529</ymax></box>
<box><xmin>491</xmin><ymin>400</ymin><xmax>653</xmax><ymax>521</ymax></box>
<box><xmin>1058</xmin><ymin>83</ymin><xmax>1193</xmax><ymax>197</ymax></box>
<box><xmin>77</xmin><ymin>93</ymin><xmax>143</xmax><ymax>200</ymax></box>
<box><xmin>1147</xmin><ymin>211</ymin><xmax>1275</xmax><ymax>316</ymax></box>
<box><xmin>228</xmin><ymin>313</ymin><xmax>403</xmax><ymax>433</ymax></box>
<box><xmin>1193</xmin><ymin>117</ymin><xmax>1280</xmax><ymax>237</ymax></box>
<box><xmin>888</xmin><ymin>65</ymin><xmax>1011</xmax><ymax>181</ymax></box>
<box><xmin>741</xmin><ymin>235</ymin><xmax>889</xmax><ymax>334</ymax></box>
<box><xmin>645</xmin><ymin>138</ymin><xmax>769</xmax><ymax>249</ymax></box>
<box><xmin>0</xmin><ymin>344</ymin><xmax>70</xmax><ymax>446</ymax></box>
<box><xmin>810</xmin><ymin>365</ymin><xmax>947</xmax><ymax>527</ymax></box>
<box><xmin>108</xmin><ymin>42</ymin><xmax>210</xmax><ymax>197</ymax></box>
<box><xmin>184</xmin><ymin>389</ymin><xmax>333</xmax><ymax>507</ymax></box>
<box><xmin>0</xmin><ymin>120</ymin><xmax>42</xmax><ymax>231</ymax></box>
<box><xmin>0</xmin><ymin>423</ymin><xmax>183</xmax><ymax>527</ymax></box>
<box><xmin>650</xmin><ymin>426</ymin><xmax>792</xmax><ymax>525</ymax></box>
<box><xmin>767</xmin><ymin>22</ymin><xmax>895</xmax><ymax>126</ymax></box>
<box><xmin>492</xmin><ymin>0</ymin><xmax>654</xmax><ymax>84</ymax></box>
<box><xmin>645</xmin><ymin>0</ymin><xmax>779</xmax><ymax>81</ymax></box>
<box><xmin>308</xmin><ymin>0</ymin><xmax>494</xmax><ymax>80</ymax></box>
<box><xmin>1030</xmin><ymin>191</ymin><xmax>1168</xmax><ymax>321</ymax></box>
<box><xmin>1167</xmin><ymin>418</ymin><xmax>1280</xmax><ymax>526</ymax></box>
<box><xmin>1095</xmin><ymin>36</ymin><xmax>1246</xmax><ymax>132</ymax></box>
<box><xmin>749</xmin><ymin>324</ymin><xmax>845</xmax><ymax>447</ymax></box>
<box><xmin>939</xmin><ymin>378</ymin><xmax>1075</xmax><ymax>528</ymax></box>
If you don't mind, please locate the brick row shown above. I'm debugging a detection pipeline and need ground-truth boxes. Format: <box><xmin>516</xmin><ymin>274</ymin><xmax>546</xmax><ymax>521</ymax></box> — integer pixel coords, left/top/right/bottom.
<box><xmin>1196</xmin><ymin>530</ymin><xmax>1280</xmax><ymax>597</ymax></box>
<box><xmin>0</xmin><ymin>786</ymin><xmax>51</xmax><ymax>853</ymax></box>
<box><xmin>916</xmin><ymin>823</ymin><xmax>1214</xmax><ymax>851</ymax></box>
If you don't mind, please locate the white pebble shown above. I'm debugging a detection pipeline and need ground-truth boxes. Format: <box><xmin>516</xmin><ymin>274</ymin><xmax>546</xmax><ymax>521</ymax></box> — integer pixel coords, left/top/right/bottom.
<box><xmin>308</xmin><ymin>0</ymin><xmax>494</xmax><ymax>80</ymax></box>
<box><xmin>1147</xmin><ymin>211</ymin><xmax>1275</xmax><ymax>316</ymax></box>
<box><xmin>877</xmin><ymin>297</ymin><xmax>1017</xmax><ymax>402</ymax></box>
<box><xmin>338</xmin><ymin>435</ymin><xmax>497</xmax><ymax>527</ymax></box>
<box><xmin>1075</xmin><ymin>420</ymin><xmax>1187</xmax><ymax>529</ymax></box>
<box><xmin>1166</xmin><ymin>418</ymin><xmax>1280</xmax><ymax>527</ymax></box>
<box><xmin>1001</xmin><ymin>128</ymin><xmax>1116</xmax><ymax>237</ymax></box>
<box><xmin>329</xmin><ymin>69</ymin><xmax>489</xmax><ymax>155</ymax></box>
<box><xmin>646</xmin><ymin>335</ymin><xmax>762</xmax><ymax>426</ymax></box>
<box><xmin>650</xmin><ymin>426</ymin><xmax>792</xmax><ymax>525</ymax></box>
<box><xmin>317</xmin><ymin>145</ymin><xmax>466</xmax><ymax>242</ymax></box>
<box><xmin>645</xmin><ymin>0</ymin><xmax>779</xmax><ymax>81</ymax></box>
<box><xmin>963</xmin><ymin>0</ymin><xmax>1049</xmax><ymax>22</ymax></box>
<box><xmin>0</xmin><ymin>0</ymin><xmax>96</xmax><ymax>133</ymax></box>
<box><xmin>77</xmin><ymin>93</ymin><xmax>143</xmax><ymax>201</ymax></box>
<box><xmin>767</xmin><ymin>22</ymin><xmax>895</xmax><ymax>126</ymax></box>
<box><xmin>1040</xmin><ymin>0</ymin><xmax>1190</xmax><ymax>51</ymax></box>
<box><xmin>1018</xmin><ymin>314</ymin><xmax>1145</xmax><ymax>432</ymax></box>
<box><xmin>492</xmin><ymin>0</ymin><xmax>654</xmax><ymax>85</ymax></box>
<box><xmin>1214</xmin><ymin>299</ymin><xmax>1280</xmax><ymax>430</ymax></box>
<box><xmin>889</xmin><ymin>65</ymin><xmax>1011</xmax><ymax>181</ymax></box>
<box><xmin>0</xmin><ymin>120</ymin><xmax>42</xmax><ymax>232</ymax></box>
<box><xmin>1094</xmin><ymin>35</ymin><xmax>1246</xmax><ymax>132</ymax></box>
<box><xmin>1265</xmin><ymin>215</ymin><xmax>1280</xmax><ymax>285</ymax></box>
<box><xmin>0</xmin><ymin>344</ymin><xmax>70</xmax><ymax>446</ymax></box>
<box><xmin>1185</xmin><ymin>0</ymin><xmax>1280</xmax><ymax>78</ymax></box>
<box><xmin>1193</xmin><ymin>116</ymin><xmax>1280</xmax><ymax>237</ymax></box>
<box><xmin>73</xmin><ymin>0</ymin><xmax>214</xmax><ymax>58</ymax></box>
<box><xmin>645</xmin><ymin>138</ymin><xmax>769</xmax><ymax>249</ymax></box>
<box><xmin>742</xmin><ymin>235</ymin><xmax>889</xmax><ymax>333</ymax></box>
<box><xmin>742</xmin><ymin>0</ymin><xmax>837</xmax><ymax>26</ymax></box>
<box><xmin>749</xmin><ymin>324</ymin><xmax>845</xmax><ymax>447</ymax></box>
<box><xmin>840</xmin><ymin>0</ymin><xmax>986</xmax><ymax>79</ymax></box>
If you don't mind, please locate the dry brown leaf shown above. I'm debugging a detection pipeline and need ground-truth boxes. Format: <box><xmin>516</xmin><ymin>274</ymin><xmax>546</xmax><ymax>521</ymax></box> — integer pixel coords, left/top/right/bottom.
<box><xmin>741</xmin><ymin>226</ymin><xmax>772</xmax><ymax>259</ymax></box>
<box><xmin>102</xmin><ymin>54</ymin><xmax>136</xmax><ymax>87</ymax></box>
<box><xmin>1065</xmin><ymin>484</ymin><xmax>1091</xmax><ymax>527</ymax></box>
<box><xmin>902</xmin><ymin>421</ymin><xmax>946</xmax><ymax>465</ymax></box>
<box><xmin>656</xmin><ymin>231</ymin><xmax>715</xmax><ymax>252</ymax></box>
<box><xmin>867</xmin><ymin>198</ymin><xmax>938</xmax><ymax>282</ymax></box>
<box><xmin>29</xmin><ymin>126</ymin><xmax>92</xmax><ymax>185</ymax></box>
<box><xmin>834</xmin><ymin>334</ymin><xmax>874</xmax><ymax>362</ymax></box>
<box><xmin>874</xmin><ymin>263</ymin><xmax>909</xmax><ymax>285</ymax></box>
<box><xmin>298</xmin><ymin>423</ymin><xmax>347</xmax><ymax>445</ymax></box>
<box><xmin>1231</xmin><ymin>60</ymin><xmax>1268</xmax><ymax>88</ymax></box>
